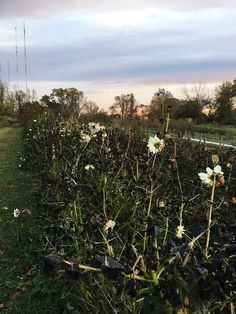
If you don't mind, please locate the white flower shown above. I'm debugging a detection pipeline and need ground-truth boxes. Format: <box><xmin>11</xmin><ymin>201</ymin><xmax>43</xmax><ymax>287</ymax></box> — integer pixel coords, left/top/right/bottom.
<box><xmin>13</xmin><ymin>209</ymin><xmax>20</xmax><ymax>218</ymax></box>
<box><xmin>88</xmin><ymin>122</ymin><xmax>105</xmax><ymax>135</ymax></box>
<box><xmin>80</xmin><ymin>132</ymin><xmax>91</xmax><ymax>143</ymax></box>
<box><xmin>85</xmin><ymin>164</ymin><xmax>95</xmax><ymax>171</ymax></box>
<box><xmin>147</xmin><ymin>135</ymin><xmax>165</xmax><ymax>154</ymax></box>
<box><xmin>198</xmin><ymin>165</ymin><xmax>224</xmax><ymax>187</ymax></box>
<box><xmin>176</xmin><ymin>225</ymin><xmax>185</xmax><ymax>239</ymax></box>
<box><xmin>104</xmin><ymin>220</ymin><xmax>116</xmax><ymax>232</ymax></box>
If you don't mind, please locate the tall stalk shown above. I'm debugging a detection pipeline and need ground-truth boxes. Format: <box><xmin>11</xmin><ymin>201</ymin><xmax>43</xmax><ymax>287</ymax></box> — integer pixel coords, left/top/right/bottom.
<box><xmin>205</xmin><ymin>175</ymin><xmax>216</xmax><ymax>257</ymax></box>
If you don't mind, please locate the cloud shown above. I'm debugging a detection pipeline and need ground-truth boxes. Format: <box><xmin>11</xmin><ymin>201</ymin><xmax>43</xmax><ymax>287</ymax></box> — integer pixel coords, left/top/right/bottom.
<box><xmin>1</xmin><ymin>0</ymin><xmax>236</xmax><ymax>18</ymax></box>
<box><xmin>1</xmin><ymin>4</ymin><xmax>235</xmax><ymax>86</ymax></box>
<box><xmin>0</xmin><ymin>0</ymin><xmax>235</xmax><ymax>108</ymax></box>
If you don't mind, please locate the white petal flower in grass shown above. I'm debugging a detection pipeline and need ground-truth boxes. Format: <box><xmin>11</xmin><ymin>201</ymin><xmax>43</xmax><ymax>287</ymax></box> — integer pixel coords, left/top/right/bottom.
<box><xmin>104</xmin><ymin>220</ymin><xmax>116</xmax><ymax>232</ymax></box>
<box><xmin>80</xmin><ymin>132</ymin><xmax>91</xmax><ymax>143</ymax></box>
<box><xmin>198</xmin><ymin>165</ymin><xmax>224</xmax><ymax>187</ymax></box>
<box><xmin>13</xmin><ymin>209</ymin><xmax>20</xmax><ymax>218</ymax></box>
<box><xmin>147</xmin><ymin>135</ymin><xmax>165</xmax><ymax>154</ymax></box>
<box><xmin>176</xmin><ymin>225</ymin><xmax>185</xmax><ymax>239</ymax></box>
<box><xmin>85</xmin><ymin>165</ymin><xmax>95</xmax><ymax>171</ymax></box>
<box><xmin>214</xmin><ymin>165</ymin><xmax>223</xmax><ymax>176</ymax></box>
<box><xmin>88</xmin><ymin>122</ymin><xmax>105</xmax><ymax>135</ymax></box>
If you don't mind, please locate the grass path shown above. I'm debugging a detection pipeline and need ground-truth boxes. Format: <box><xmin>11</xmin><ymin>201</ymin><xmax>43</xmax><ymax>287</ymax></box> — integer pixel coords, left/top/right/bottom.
<box><xmin>0</xmin><ymin>127</ymin><xmax>66</xmax><ymax>313</ymax></box>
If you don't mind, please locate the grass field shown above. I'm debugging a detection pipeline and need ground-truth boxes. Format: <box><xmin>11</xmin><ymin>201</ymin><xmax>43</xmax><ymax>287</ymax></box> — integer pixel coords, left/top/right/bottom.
<box><xmin>0</xmin><ymin>127</ymin><xmax>69</xmax><ymax>313</ymax></box>
<box><xmin>141</xmin><ymin>120</ymin><xmax>236</xmax><ymax>145</ymax></box>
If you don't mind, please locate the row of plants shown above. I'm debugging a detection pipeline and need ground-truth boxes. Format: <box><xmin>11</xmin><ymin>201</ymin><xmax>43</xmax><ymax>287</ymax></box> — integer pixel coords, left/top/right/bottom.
<box><xmin>22</xmin><ymin>112</ymin><xmax>236</xmax><ymax>313</ymax></box>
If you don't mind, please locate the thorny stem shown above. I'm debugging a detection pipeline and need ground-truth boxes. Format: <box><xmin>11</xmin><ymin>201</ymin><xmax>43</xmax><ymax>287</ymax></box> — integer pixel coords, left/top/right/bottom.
<box><xmin>205</xmin><ymin>175</ymin><xmax>216</xmax><ymax>257</ymax></box>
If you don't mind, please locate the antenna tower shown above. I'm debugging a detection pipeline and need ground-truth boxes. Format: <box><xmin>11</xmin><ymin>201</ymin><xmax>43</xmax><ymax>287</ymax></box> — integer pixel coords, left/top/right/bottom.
<box><xmin>14</xmin><ymin>26</ymin><xmax>19</xmax><ymax>89</ymax></box>
<box><xmin>23</xmin><ymin>21</ymin><xmax>28</xmax><ymax>92</ymax></box>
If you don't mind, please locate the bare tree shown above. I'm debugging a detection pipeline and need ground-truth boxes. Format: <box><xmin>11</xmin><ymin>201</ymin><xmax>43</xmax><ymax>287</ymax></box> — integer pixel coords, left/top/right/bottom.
<box><xmin>112</xmin><ymin>93</ymin><xmax>137</xmax><ymax>118</ymax></box>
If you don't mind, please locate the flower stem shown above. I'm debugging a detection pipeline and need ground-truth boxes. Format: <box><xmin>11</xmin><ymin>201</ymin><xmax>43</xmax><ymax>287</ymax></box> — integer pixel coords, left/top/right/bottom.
<box><xmin>143</xmin><ymin>184</ymin><xmax>154</xmax><ymax>252</ymax></box>
<box><xmin>152</xmin><ymin>153</ymin><xmax>157</xmax><ymax>170</ymax></box>
<box><xmin>205</xmin><ymin>175</ymin><xmax>216</xmax><ymax>257</ymax></box>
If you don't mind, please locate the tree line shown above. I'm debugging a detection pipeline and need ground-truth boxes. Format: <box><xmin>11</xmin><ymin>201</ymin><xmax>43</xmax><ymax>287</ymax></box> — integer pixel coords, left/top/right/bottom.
<box><xmin>0</xmin><ymin>78</ymin><xmax>235</xmax><ymax>125</ymax></box>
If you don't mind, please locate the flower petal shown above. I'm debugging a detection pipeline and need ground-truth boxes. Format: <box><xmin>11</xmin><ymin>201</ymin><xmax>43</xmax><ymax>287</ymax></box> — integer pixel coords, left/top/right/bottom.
<box><xmin>206</xmin><ymin>167</ymin><xmax>213</xmax><ymax>176</ymax></box>
<box><xmin>214</xmin><ymin>165</ymin><xmax>222</xmax><ymax>175</ymax></box>
<box><xmin>198</xmin><ymin>173</ymin><xmax>208</xmax><ymax>180</ymax></box>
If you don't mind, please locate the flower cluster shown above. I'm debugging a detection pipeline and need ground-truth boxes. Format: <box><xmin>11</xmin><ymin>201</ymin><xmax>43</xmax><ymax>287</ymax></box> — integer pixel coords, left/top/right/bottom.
<box><xmin>80</xmin><ymin>122</ymin><xmax>105</xmax><ymax>143</ymax></box>
<box><xmin>147</xmin><ymin>135</ymin><xmax>165</xmax><ymax>154</ymax></box>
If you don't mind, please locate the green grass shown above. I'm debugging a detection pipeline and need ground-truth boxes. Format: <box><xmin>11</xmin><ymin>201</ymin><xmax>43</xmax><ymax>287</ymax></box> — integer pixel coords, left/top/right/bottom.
<box><xmin>0</xmin><ymin>127</ymin><xmax>69</xmax><ymax>313</ymax></box>
<box><xmin>141</xmin><ymin>120</ymin><xmax>236</xmax><ymax>145</ymax></box>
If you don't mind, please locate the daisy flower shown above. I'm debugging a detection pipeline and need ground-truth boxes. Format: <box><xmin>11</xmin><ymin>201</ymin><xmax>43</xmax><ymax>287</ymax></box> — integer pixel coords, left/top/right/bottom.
<box><xmin>198</xmin><ymin>165</ymin><xmax>224</xmax><ymax>187</ymax></box>
<box><xmin>176</xmin><ymin>225</ymin><xmax>185</xmax><ymax>239</ymax></box>
<box><xmin>88</xmin><ymin>122</ymin><xmax>105</xmax><ymax>135</ymax></box>
<box><xmin>85</xmin><ymin>165</ymin><xmax>95</xmax><ymax>171</ymax></box>
<box><xmin>147</xmin><ymin>135</ymin><xmax>165</xmax><ymax>154</ymax></box>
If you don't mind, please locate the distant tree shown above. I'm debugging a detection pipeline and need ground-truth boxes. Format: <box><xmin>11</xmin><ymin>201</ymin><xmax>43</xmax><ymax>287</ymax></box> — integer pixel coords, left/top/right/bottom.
<box><xmin>82</xmin><ymin>99</ymin><xmax>100</xmax><ymax>115</ymax></box>
<box><xmin>0</xmin><ymin>81</ymin><xmax>5</xmax><ymax>105</ymax></box>
<box><xmin>0</xmin><ymin>82</ymin><xmax>30</xmax><ymax>116</ymax></box>
<box><xmin>111</xmin><ymin>93</ymin><xmax>137</xmax><ymax>118</ymax></box>
<box><xmin>174</xmin><ymin>84</ymin><xmax>211</xmax><ymax>122</ymax></box>
<box><xmin>148</xmin><ymin>88</ymin><xmax>181</xmax><ymax>121</ymax></box>
<box><xmin>15</xmin><ymin>90</ymin><xmax>30</xmax><ymax>109</ymax></box>
<box><xmin>40</xmin><ymin>88</ymin><xmax>84</xmax><ymax>115</ymax></box>
<box><xmin>174</xmin><ymin>99</ymin><xmax>204</xmax><ymax>121</ymax></box>
<box><xmin>214</xmin><ymin>79</ymin><xmax>236</xmax><ymax>123</ymax></box>
<box><xmin>18</xmin><ymin>101</ymin><xmax>46</xmax><ymax>124</ymax></box>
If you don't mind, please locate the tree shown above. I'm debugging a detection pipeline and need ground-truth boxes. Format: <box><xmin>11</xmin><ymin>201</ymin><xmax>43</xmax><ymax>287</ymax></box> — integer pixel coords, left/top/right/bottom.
<box><xmin>40</xmin><ymin>88</ymin><xmax>84</xmax><ymax>115</ymax></box>
<box><xmin>174</xmin><ymin>84</ymin><xmax>211</xmax><ymax>122</ymax></box>
<box><xmin>174</xmin><ymin>99</ymin><xmax>204</xmax><ymax>121</ymax></box>
<box><xmin>111</xmin><ymin>93</ymin><xmax>137</xmax><ymax>118</ymax></box>
<box><xmin>148</xmin><ymin>88</ymin><xmax>181</xmax><ymax>120</ymax></box>
<box><xmin>214</xmin><ymin>79</ymin><xmax>236</xmax><ymax>123</ymax></box>
<box><xmin>82</xmin><ymin>99</ymin><xmax>99</xmax><ymax>115</ymax></box>
<box><xmin>0</xmin><ymin>81</ymin><xmax>30</xmax><ymax>116</ymax></box>
<box><xmin>18</xmin><ymin>101</ymin><xmax>46</xmax><ymax>124</ymax></box>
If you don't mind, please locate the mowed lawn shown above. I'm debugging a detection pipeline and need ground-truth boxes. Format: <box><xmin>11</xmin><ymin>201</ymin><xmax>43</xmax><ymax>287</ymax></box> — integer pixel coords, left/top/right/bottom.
<box><xmin>0</xmin><ymin>127</ymin><xmax>35</xmax><ymax>312</ymax></box>
<box><xmin>0</xmin><ymin>127</ymin><xmax>70</xmax><ymax>313</ymax></box>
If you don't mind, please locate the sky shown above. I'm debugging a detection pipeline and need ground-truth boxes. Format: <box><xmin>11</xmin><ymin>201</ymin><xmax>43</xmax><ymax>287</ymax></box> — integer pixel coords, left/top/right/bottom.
<box><xmin>0</xmin><ymin>0</ymin><xmax>236</xmax><ymax>108</ymax></box>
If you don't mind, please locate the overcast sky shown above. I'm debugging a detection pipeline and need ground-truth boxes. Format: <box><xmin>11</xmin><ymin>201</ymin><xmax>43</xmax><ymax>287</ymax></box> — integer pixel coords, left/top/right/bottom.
<box><xmin>0</xmin><ymin>0</ymin><xmax>235</xmax><ymax>107</ymax></box>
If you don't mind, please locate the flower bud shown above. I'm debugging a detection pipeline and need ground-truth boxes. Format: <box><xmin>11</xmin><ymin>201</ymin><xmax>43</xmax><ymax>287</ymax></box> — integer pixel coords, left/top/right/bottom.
<box><xmin>211</xmin><ymin>155</ymin><xmax>219</xmax><ymax>166</ymax></box>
